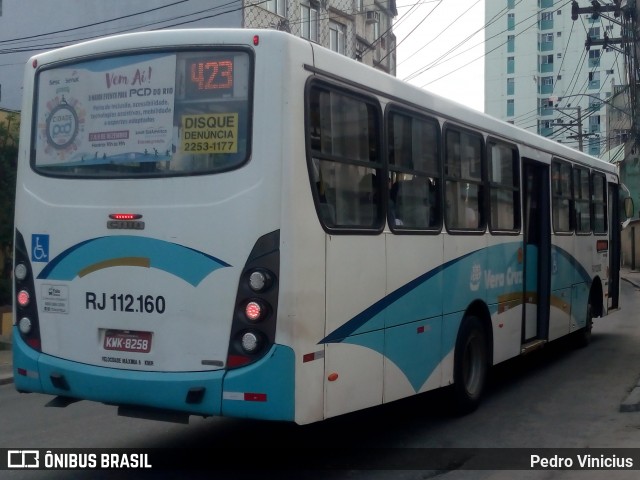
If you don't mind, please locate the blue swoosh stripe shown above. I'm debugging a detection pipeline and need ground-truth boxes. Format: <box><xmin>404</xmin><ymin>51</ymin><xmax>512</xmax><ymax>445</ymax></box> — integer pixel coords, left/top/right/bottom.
<box><xmin>37</xmin><ymin>236</ymin><xmax>230</xmax><ymax>287</ymax></box>
<box><xmin>320</xmin><ymin>250</ymin><xmax>479</xmax><ymax>344</ymax></box>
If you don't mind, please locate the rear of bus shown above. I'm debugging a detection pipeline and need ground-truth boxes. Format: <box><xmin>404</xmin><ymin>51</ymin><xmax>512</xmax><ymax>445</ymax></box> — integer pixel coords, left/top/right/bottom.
<box><xmin>12</xmin><ymin>30</ymin><xmax>303</xmax><ymax>422</ymax></box>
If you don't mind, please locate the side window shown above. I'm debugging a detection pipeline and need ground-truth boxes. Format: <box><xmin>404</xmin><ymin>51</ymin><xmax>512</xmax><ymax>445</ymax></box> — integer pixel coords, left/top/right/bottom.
<box><xmin>387</xmin><ymin>109</ymin><xmax>441</xmax><ymax>231</ymax></box>
<box><xmin>488</xmin><ymin>140</ymin><xmax>520</xmax><ymax>232</ymax></box>
<box><xmin>592</xmin><ymin>172</ymin><xmax>607</xmax><ymax>234</ymax></box>
<box><xmin>444</xmin><ymin>127</ymin><xmax>484</xmax><ymax>231</ymax></box>
<box><xmin>552</xmin><ymin>159</ymin><xmax>572</xmax><ymax>233</ymax></box>
<box><xmin>307</xmin><ymin>83</ymin><xmax>383</xmax><ymax>230</ymax></box>
<box><xmin>573</xmin><ymin>166</ymin><xmax>591</xmax><ymax>233</ymax></box>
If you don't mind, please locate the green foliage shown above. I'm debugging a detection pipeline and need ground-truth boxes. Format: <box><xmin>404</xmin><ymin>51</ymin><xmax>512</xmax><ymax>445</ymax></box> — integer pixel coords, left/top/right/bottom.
<box><xmin>0</xmin><ymin>112</ymin><xmax>19</xmax><ymax>287</ymax></box>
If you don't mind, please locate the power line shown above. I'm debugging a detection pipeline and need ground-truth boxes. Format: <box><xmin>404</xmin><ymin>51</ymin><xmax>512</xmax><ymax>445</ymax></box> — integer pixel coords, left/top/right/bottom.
<box><xmin>0</xmin><ymin>0</ymin><xmax>190</xmax><ymax>46</ymax></box>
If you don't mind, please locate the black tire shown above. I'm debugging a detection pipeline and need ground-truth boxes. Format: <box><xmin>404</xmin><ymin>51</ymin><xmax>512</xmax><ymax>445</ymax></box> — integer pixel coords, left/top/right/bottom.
<box><xmin>574</xmin><ymin>302</ymin><xmax>593</xmax><ymax>348</ymax></box>
<box><xmin>451</xmin><ymin>315</ymin><xmax>489</xmax><ymax>414</ymax></box>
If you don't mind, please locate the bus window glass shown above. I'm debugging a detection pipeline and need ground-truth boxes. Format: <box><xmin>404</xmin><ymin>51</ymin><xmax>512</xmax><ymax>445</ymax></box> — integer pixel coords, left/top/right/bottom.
<box><xmin>552</xmin><ymin>160</ymin><xmax>572</xmax><ymax>233</ymax></box>
<box><xmin>574</xmin><ymin>167</ymin><xmax>591</xmax><ymax>233</ymax></box>
<box><xmin>488</xmin><ymin>141</ymin><xmax>520</xmax><ymax>232</ymax></box>
<box><xmin>307</xmin><ymin>84</ymin><xmax>382</xmax><ymax>229</ymax></box>
<box><xmin>388</xmin><ymin>110</ymin><xmax>440</xmax><ymax>230</ymax></box>
<box><xmin>592</xmin><ymin>172</ymin><xmax>607</xmax><ymax>233</ymax></box>
<box><xmin>444</xmin><ymin>128</ymin><xmax>484</xmax><ymax>231</ymax></box>
<box><xmin>33</xmin><ymin>50</ymin><xmax>252</xmax><ymax>177</ymax></box>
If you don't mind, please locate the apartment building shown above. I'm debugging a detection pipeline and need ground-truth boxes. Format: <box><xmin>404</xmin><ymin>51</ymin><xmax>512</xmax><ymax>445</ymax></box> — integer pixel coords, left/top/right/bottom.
<box><xmin>484</xmin><ymin>0</ymin><xmax>625</xmax><ymax>157</ymax></box>
<box><xmin>0</xmin><ymin>0</ymin><xmax>397</xmax><ymax>111</ymax></box>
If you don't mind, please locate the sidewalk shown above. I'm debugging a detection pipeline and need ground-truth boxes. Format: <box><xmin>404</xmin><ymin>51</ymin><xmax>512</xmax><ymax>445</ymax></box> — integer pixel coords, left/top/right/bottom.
<box><xmin>0</xmin><ymin>331</ymin><xmax>11</xmax><ymax>386</ymax></box>
<box><xmin>620</xmin><ymin>266</ymin><xmax>640</xmax><ymax>289</ymax></box>
<box><xmin>618</xmin><ymin>267</ymin><xmax>640</xmax><ymax>412</ymax></box>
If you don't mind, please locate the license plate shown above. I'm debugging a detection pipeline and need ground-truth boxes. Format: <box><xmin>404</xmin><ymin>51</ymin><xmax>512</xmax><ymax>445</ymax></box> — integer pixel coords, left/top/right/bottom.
<box><xmin>103</xmin><ymin>330</ymin><xmax>152</xmax><ymax>353</ymax></box>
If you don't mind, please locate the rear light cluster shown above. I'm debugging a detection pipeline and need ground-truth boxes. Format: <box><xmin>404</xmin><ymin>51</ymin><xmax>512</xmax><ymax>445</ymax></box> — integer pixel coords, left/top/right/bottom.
<box><xmin>13</xmin><ymin>231</ymin><xmax>42</xmax><ymax>351</ymax></box>
<box><xmin>227</xmin><ymin>231</ymin><xmax>280</xmax><ymax>369</ymax></box>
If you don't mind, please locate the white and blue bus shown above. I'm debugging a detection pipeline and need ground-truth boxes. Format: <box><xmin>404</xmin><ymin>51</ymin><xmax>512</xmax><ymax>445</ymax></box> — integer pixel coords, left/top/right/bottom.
<box><xmin>13</xmin><ymin>29</ymin><xmax>632</xmax><ymax>424</ymax></box>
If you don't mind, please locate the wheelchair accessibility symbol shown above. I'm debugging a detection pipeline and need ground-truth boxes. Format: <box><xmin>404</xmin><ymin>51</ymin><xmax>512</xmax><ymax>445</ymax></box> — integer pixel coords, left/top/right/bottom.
<box><xmin>32</xmin><ymin>234</ymin><xmax>50</xmax><ymax>263</ymax></box>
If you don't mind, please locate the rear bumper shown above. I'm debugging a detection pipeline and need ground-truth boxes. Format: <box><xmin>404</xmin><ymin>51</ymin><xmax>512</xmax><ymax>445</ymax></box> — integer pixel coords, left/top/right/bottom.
<box><xmin>13</xmin><ymin>329</ymin><xmax>295</xmax><ymax>421</ymax></box>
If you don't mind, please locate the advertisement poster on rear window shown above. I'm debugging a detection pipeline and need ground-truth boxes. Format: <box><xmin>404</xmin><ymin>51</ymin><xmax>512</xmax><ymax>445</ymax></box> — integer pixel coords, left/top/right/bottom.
<box><xmin>35</xmin><ymin>53</ymin><xmax>176</xmax><ymax>167</ymax></box>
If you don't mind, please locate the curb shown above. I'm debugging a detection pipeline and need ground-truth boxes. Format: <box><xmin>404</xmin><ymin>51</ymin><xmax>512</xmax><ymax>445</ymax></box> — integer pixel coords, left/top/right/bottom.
<box><xmin>621</xmin><ymin>275</ymin><xmax>640</xmax><ymax>289</ymax></box>
<box><xmin>619</xmin><ymin>275</ymin><xmax>640</xmax><ymax>411</ymax></box>
<box><xmin>620</xmin><ymin>386</ymin><xmax>640</xmax><ymax>412</ymax></box>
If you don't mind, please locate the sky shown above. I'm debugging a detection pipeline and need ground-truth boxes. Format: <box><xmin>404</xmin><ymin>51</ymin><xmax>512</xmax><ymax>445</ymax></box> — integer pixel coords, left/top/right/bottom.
<box><xmin>393</xmin><ymin>0</ymin><xmax>486</xmax><ymax>112</ymax></box>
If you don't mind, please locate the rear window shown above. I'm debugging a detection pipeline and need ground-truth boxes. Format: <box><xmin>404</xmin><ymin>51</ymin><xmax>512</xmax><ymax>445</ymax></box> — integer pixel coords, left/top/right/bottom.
<box><xmin>33</xmin><ymin>49</ymin><xmax>252</xmax><ymax>178</ymax></box>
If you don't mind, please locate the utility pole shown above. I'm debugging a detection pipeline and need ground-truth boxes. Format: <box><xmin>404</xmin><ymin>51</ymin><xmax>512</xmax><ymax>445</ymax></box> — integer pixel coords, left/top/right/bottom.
<box><xmin>570</xmin><ymin>0</ymin><xmax>637</xmax><ymax>155</ymax></box>
<box><xmin>554</xmin><ymin>106</ymin><xmax>586</xmax><ymax>151</ymax></box>
<box><xmin>571</xmin><ymin>0</ymin><xmax>624</xmax><ymax>23</ymax></box>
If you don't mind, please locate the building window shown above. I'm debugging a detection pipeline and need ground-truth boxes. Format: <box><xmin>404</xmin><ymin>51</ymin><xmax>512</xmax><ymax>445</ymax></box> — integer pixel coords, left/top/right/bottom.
<box><xmin>588</xmin><ymin>49</ymin><xmax>600</xmax><ymax>67</ymax></box>
<box><xmin>301</xmin><ymin>3</ymin><xmax>318</xmax><ymax>42</ymax></box>
<box><xmin>507</xmin><ymin>35</ymin><xmax>515</xmax><ymax>52</ymax></box>
<box><xmin>589</xmin><ymin>71</ymin><xmax>600</xmax><ymax>89</ymax></box>
<box><xmin>265</xmin><ymin>0</ymin><xmax>286</xmax><ymax>17</ymax></box>
<box><xmin>588</xmin><ymin>27</ymin><xmax>601</xmax><ymax>39</ymax></box>
<box><xmin>507</xmin><ymin>78</ymin><xmax>515</xmax><ymax>95</ymax></box>
<box><xmin>508</xmin><ymin>0</ymin><xmax>515</xmax><ymax>9</ymax></box>
<box><xmin>507</xmin><ymin>99</ymin><xmax>514</xmax><ymax>117</ymax></box>
<box><xmin>507</xmin><ymin>56</ymin><xmax>515</xmax><ymax>74</ymax></box>
<box><xmin>540</xmin><ymin>11</ymin><xmax>553</xmax><ymax>29</ymax></box>
<box><xmin>540</xmin><ymin>76</ymin><xmax>554</xmax><ymax>94</ymax></box>
<box><xmin>373</xmin><ymin>17</ymin><xmax>380</xmax><ymax>41</ymax></box>
<box><xmin>540</xmin><ymin>98</ymin><xmax>554</xmax><ymax>115</ymax></box>
<box><xmin>540</xmin><ymin>54</ymin><xmax>553</xmax><ymax>73</ymax></box>
<box><xmin>330</xmin><ymin>21</ymin><xmax>346</xmax><ymax>55</ymax></box>
<box><xmin>507</xmin><ymin>13</ymin><xmax>515</xmax><ymax>31</ymax></box>
<box><xmin>539</xmin><ymin>32</ymin><xmax>554</xmax><ymax>51</ymax></box>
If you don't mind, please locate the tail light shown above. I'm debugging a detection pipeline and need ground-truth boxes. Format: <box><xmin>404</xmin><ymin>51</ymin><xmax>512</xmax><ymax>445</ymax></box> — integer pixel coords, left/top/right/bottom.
<box><xmin>14</xmin><ymin>230</ymin><xmax>42</xmax><ymax>351</ymax></box>
<box><xmin>226</xmin><ymin>230</ymin><xmax>280</xmax><ymax>369</ymax></box>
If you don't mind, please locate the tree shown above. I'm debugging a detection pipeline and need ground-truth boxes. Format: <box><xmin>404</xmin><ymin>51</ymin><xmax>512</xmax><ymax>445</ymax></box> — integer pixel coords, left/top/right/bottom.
<box><xmin>0</xmin><ymin>112</ymin><xmax>19</xmax><ymax>304</ymax></box>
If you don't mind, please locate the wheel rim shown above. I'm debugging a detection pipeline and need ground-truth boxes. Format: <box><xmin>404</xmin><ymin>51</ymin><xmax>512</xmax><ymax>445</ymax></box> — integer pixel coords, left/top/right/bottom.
<box><xmin>463</xmin><ymin>331</ymin><xmax>486</xmax><ymax>397</ymax></box>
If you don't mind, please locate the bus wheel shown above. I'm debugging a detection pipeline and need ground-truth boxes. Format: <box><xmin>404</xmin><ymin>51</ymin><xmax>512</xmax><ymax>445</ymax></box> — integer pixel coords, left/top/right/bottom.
<box><xmin>574</xmin><ymin>303</ymin><xmax>593</xmax><ymax>348</ymax></box>
<box><xmin>452</xmin><ymin>316</ymin><xmax>489</xmax><ymax>414</ymax></box>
